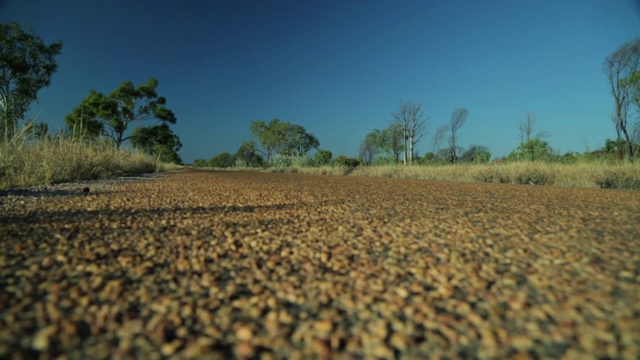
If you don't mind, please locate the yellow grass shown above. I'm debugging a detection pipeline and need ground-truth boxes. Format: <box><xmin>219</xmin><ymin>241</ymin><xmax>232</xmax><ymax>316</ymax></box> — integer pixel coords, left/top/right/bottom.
<box><xmin>288</xmin><ymin>161</ymin><xmax>640</xmax><ymax>190</ymax></box>
<box><xmin>0</xmin><ymin>137</ymin><xmax>160</xmax><ymax>189</ymax></box>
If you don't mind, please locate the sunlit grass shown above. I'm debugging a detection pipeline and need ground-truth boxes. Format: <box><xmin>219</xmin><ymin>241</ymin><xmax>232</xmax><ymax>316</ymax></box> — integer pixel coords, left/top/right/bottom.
<box><xmin>287</xmin><ymin>161</ymin><xmax>640</xmax><ymax>190</ymax></box>
<box><xmin>0</xmin><ymin>136</ymin><xmax>161</xmax><ymax>189</ymax></box>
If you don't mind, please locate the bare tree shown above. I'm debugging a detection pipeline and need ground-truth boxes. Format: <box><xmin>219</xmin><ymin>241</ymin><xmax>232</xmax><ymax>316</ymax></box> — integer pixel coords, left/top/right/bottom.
<box><xmin>432</xmin><ymin>125</ymin><xmax>448</xmax><ymax>154</ymax></box>
<box><xmin>604</xmin><ymin>38</ymin><xmax>640</xmax><ymax>158</ymax></box>
<box><xmin>391</xmin><ymin>100</ymin><xmax>428</xmax><ymax>165</ymax></box>
<box><xmin>519</xmin><ymin>112</ymin><xmax>549</xmax><ymax>143</ymax></box>
<box><xmin>447</xmin><ymin>108</ymin><xmax>468</xmax><ymax>163</ymax></box>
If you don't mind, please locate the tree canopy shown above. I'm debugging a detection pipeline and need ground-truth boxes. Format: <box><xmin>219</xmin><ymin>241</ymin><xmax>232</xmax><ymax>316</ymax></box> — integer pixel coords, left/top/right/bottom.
<box><xmin>66</xmin><ymin>78</ymin><xmax>177</xmax><ymax>149</ymax></box>
<box><xmin>0</xmin><ymin>22</ymin><xmax>63</xmax><ymax>141</ymax></box>
<box><xmin>130</xmin><ymin>123</ymin><xmax>182</xmax><ymax>164</ymax></box>
<box><xmin>250</xmin><ymin>119</ymin><xmax>319</xmax><ymax>163</ymax></box>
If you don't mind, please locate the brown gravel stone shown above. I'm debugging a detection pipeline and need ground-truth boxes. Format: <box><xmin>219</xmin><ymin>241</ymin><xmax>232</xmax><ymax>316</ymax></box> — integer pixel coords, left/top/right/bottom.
<box><xmin>1</xmin><ymin>170</ymin><xmax>639</xmax><ymax>359</ymax></box>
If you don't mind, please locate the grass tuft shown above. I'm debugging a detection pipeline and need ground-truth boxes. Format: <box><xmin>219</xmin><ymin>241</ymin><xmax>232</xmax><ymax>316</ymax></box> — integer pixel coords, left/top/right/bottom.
<box><xmin>0</xmin><ymin>137</ymin><xmax>160</xmax><ymax>189</ymax></box>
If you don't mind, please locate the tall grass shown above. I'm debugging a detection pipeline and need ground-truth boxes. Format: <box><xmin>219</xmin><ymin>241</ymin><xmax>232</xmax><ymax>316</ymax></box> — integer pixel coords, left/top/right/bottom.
<box><xmin>280</xmin><ymin>161</ymin><xmax>640</xmax><ymax>190</ymax></box>
<box><xmin>0</xmin><ymin>136</ymin><xmax>160</xmax><ymax>189</ymax></box>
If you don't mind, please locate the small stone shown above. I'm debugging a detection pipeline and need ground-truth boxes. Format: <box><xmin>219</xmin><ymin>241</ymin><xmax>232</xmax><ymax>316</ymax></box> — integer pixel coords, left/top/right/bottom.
<box><xmin>314</xmin><ymin>319</ymin><xmax>333</xmax><ymax>334</ymax></box>
<box><xmin>32</xmin><ymin>325</ymin><xmax>57</xmax><ymax>351</ymax></box>
<box><xmin>236</xmin><ymin>325</ymin><xmax>253</xmax><ymax>341</ymax></box>
<box><xmin>235</xmin><ymin>341</ymin><xmax>255</xmax><ymax>358</ymax></box>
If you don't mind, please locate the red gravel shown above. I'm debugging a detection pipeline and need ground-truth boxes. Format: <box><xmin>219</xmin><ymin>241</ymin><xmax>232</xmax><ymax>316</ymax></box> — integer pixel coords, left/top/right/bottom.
<box><xmin>1</xmin><ymin>170</ymin><xmax>639</xmax><ymax>359</ymax></box>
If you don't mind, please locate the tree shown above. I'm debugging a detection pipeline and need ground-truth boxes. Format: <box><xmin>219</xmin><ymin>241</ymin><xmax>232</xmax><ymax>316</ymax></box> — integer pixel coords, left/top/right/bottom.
<box><xmin>391</xmin><ymin>100</ymin><xmax>427</xmax><ymax>165</ymax></box>
<box><xmin>235</xmin><ymin>140</ymin><xmax>264</xmax><ymax>167</ymax></box>
<box><xmin>519</xmin><ymin>112</ymin><xmax>549</xmax><ymax>143</ymax></box>
<box><xmin>210</xmin><ymin>152</ymin><xmax>235</xmax><ymax>168</ymax></box>
<box><xmin>0</xmin><ymin>22</ymin><xmax>63</xmax><ymax>141</ymax></box>
<box><xmin>250</xmin><ymin>119</ymin><xmax>319</xmax><ymax>163</ymax></box>
<box><xmin>432</xmin><ymin>125</ymin><xmax>448</xmax><ymax>154</ymax></box>
<box><xmin>130</xmin><ymin>123</ymin><xmax>182</xmax><ymax>164</ymax></box>
<box><xmin>382</xmin><ymin>123</ymin><xmax>405</xmax><ymax>163</ymax></box>
<box><xmin>508</xmin><ymin>138</ymin><xmax>550</xmax><ymax>161</ymax></box>
<box><xmin>359</xmin><ymin>129</ymin><xmax>383</xmax><ymax>165</ymax></box>
<box><xmin>66</xmin><ymin>78</ymin><xmax>177</xmax><ymax>148</ymax></box>
<box><xmin>314</xmin><ymin>149</ymin><xmax>332</xmax><ymax>166</ymax></box>
<box><xmin>460</xmin><ymin>144</ymin><xmax>491</xmax><ymax>163</ymax></box>
<box><xmin>604</xmin><ymin>38</ymin><xmax>640</xmax><ymax>158</ymax></box>
<box><xmin>64</xmin><ymin>90</ymin><xmax>108</xmax><ymax>140</ymax></box>
<box><xmin>447</xmin><ymin>108</ymin><xmax>468</xmax><ymax>163</ymax></box>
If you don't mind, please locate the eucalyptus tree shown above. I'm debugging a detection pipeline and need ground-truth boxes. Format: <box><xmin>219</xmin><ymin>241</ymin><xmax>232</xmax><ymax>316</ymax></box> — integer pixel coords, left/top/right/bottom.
<box><xmin>250</xmin><ymin>119</ymin><xmax>319</xmax><ymax>164</ymax></box>
<box><xmin>66</xmin><ymin>78</ymin><xmax>177</xmax><ymax>149</ymax></box>
<box><xmin>604</xmin><ymin>38</ymin><xmax>640</xmax><ymax>158</ymax></box>
<box><xmin>130</xmin><ymin>123</ymin><xmax>182</xmax><ymax>164</ymax></box>
<box><xmin>0</xmin><ymin>22</ymin><xmax>63</xmax><ymax>141</ymax></box>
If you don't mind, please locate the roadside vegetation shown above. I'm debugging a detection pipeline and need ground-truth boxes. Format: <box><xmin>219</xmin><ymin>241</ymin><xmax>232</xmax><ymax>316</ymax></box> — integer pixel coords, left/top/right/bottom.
<box><xmin>0</xmin><ymin>22</ymin><xmax>180</xmax><ymax>189</ymax></box>
<box><xmin>0</xmin><ymin>129</ymin><xmax>160</xmax><ymax>189</ymax></box>
<box><xmin>2</xmin><ymin>22</ymin><xmax>639</xmax><ymax>191</ymax></box>
<box><xmin>194</xmin><ymin>38</ymin><xmax>640</xmax><ymax>190</ymax></box>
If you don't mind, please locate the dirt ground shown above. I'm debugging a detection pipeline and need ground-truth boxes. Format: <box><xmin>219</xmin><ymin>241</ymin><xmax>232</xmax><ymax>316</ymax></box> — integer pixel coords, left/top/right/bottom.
<box><xmin>1</xmin><ymin>170</ymin><xmax>639</xmax><ymax>359</ymax></box>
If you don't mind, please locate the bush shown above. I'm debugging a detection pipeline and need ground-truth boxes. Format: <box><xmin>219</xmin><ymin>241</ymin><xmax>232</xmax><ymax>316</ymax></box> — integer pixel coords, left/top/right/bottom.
<box><xmin>595</xmin><ymin>167</ymin><xmax>640</xmax><ymax>190</ymax></box>
<box><xmin>314</xmin><ymin>149</ymin><xmax>332</xmax><ymax>166</ymax></box>
<box><xmin>334</xmin><ymin>155</ymin><xmax>360</xmax><ymax>175</ymax></box>
<box><xmin>271</xmin><ymin>154</ymin><xmax>292</xmax><ymax>170</ymax></box>
<box><xmin>291</xmin><ymin>155</ymin><xmax>314</xmax><ymax>167</ymax></box>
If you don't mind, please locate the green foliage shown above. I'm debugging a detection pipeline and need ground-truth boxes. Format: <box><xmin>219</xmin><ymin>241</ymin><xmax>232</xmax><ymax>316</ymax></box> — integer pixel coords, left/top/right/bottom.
<box><xmin>291</xmin><ymin>155</ymin><xmax>314</xmax><ymax>167</ymax></box>
<box><xmin>250</xmin><ymin>119</ymin><xmax>319</xmax><ymax>163</ymax></box>
<box><xmin>314</xmin><ymin>149</ymin><xmax>332</xmax><ymax>166</ymax></box>
<box><xmin>235</xmin><ymin>140</ymin><xmax>264</xmax><ymax>167</ymax></box>
<box><xmin>460</xmin><ymin>145</ymin><xmax>491</xmax><ymax>163</ymax></box>
<box><xmin>0</xmin><ymin>22</ymin><xmax>63</xmax><ymax>141</ymax></box>
<box><xmin>130</xmin><ymin>123</ymin><xmax>182</xmax><ymax>164</ymax></box>
<box><xmin>508</xmin><ymin>139</ymin><xmax>551</xmax><ymax>161</ymax></box>
<box><xmin>335</xmin><ymin>155</ymin><xmax>360</xmax><ymax>168</ymax></box>
<box><xmin>66</xmin><ymin>78</ymin><xmax>177</xmax><ymax>149</ymax></box>
<box><xmin>210</xmin><ymin>152</ymin><xmax>235</xmax><ymax>168</ymax></box>
<box><xmin>271</xmin><ymin>154</ymin><xmax>292</xmax><ymax>169</ymax></box>
<box><xmin>192</xmin><ymin>159</ymin><xmax>211</xmax><ymax>168</ymax></box>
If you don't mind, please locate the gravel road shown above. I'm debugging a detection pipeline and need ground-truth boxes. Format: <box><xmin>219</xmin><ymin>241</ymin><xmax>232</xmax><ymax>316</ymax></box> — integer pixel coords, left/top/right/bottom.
<box><xmin>1</xmin><ymin>170</ymin><xmax>639</xmax><ymax>359</ymax></box>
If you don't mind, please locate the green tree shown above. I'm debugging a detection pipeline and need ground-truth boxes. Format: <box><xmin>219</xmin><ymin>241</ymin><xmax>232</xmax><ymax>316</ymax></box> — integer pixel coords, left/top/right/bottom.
<box><xmin>250</xmin><ymin>119</ymin><xmax>319</xmax><ymax>163</ymax></box>
<box><xmin>130</xmin><ymin>123</ymin><xmax>182</xmax><ymax>164</ymax></box>
<box><xmin>64</xmin><ymin>90</ymin><xmax>108</xmax><ymax>140</ymax></box>
<box><xmin>314</xmin><ymin>149</ymin><xmax>332</xmax><ymax>166</ymax></box>
<box><xmin>460</xmin><ymin>145</ymin><xmax>491</xmax><ymax>163</ymax></box>
<box><xmin>360</xmin><ymin>129</ymin><xmax>383</xmax><ymax>165</ymax></box>
<box><xmin>193</xmin><ymin>159</ymin><xmax>211</xmax><ymax>167</ymax></box>
<box><xmin>210</xmin><ymin>152</ymin><xmax>235</xmax><ymax>168</ymax></box>
<box><xmin>381</xmin><ymin>123</ymin><xmax>405</xmax><ymax>162</ymax></box>
<box><xmin>66</xmin><ymin>78</ymin><xmax>177</xmax><ymax>148</ymax></box>
<box><xmin>508</xmin><ymin>138</ymin><xmax>550</xmax><ymax>161</ymax></box>
<box><xmin>0</xmin><ymin>22</ymin><xmax>63</xmax><ymax>141</ymax></box>
<box><xmin>235</xmin><ymin>140</ymin><xmax>264</xmax><ymax>167</ymax></box>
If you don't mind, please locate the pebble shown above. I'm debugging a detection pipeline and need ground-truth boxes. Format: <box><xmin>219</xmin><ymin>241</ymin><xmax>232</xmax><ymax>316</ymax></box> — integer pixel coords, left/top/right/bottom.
<box><xmin>1</xmin><ymin>171</ymin><xmax>638</xmax><ymax>359</ymax></box>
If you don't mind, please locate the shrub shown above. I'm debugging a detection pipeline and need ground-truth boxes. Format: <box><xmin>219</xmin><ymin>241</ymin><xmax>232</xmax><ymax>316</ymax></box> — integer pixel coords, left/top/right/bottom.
<box><xmin>335</xmin><ymin>155</ymin><xmax>360</xmax><ymax>168</ymax></box>
<box><xmin>595</xmin><ymin>167</ymin><xmax>640</xmax><ymax>190</ymax></box>
<box><xmin>314</xmin><ymin>149</ymin><xmax>333</xmax><ymax>166</ymax></box>
<box><xmin>291</xmin><ymin>155</ymin><xmax>314</xmax><ymax>167</ymax></box>
<box><xmin>271</xmin><ymin>154</ymin><xmax>292</xmax><ymax>170</ymax></box>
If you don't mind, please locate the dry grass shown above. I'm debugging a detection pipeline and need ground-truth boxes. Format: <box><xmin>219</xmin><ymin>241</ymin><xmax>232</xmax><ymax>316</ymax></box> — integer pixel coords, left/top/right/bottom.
<box><xmin>285</xmin><ymin>161</ymin><xmax>640</xmax><ymax>190</ymax></box>
<box><xmin>0</xmin><ymin>137</ymin><xmax>160</xmax><ymax>189</ymax></box>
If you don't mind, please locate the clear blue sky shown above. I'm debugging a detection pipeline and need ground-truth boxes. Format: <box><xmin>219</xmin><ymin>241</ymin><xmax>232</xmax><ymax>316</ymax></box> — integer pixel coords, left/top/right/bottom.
<box><xmin>1</xmin><ymin>0</ymin><xmax>639</xmax><ymax>163</ymax></box>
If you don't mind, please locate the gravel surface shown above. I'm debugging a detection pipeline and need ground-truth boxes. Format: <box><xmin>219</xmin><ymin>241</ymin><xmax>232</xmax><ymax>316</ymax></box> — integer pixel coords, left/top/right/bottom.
<box><xmin>1</xmin><ymin>170</ymin><xmax>639</xmax><ymax>359</ymax></box>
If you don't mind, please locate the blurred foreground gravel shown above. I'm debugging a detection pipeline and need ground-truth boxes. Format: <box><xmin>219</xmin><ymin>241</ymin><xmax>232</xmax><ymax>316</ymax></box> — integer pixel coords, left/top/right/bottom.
<box><xmin>1</xmin><ymin>170</ymin><xmax>639</xmax><ymax>359</ymax></box>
